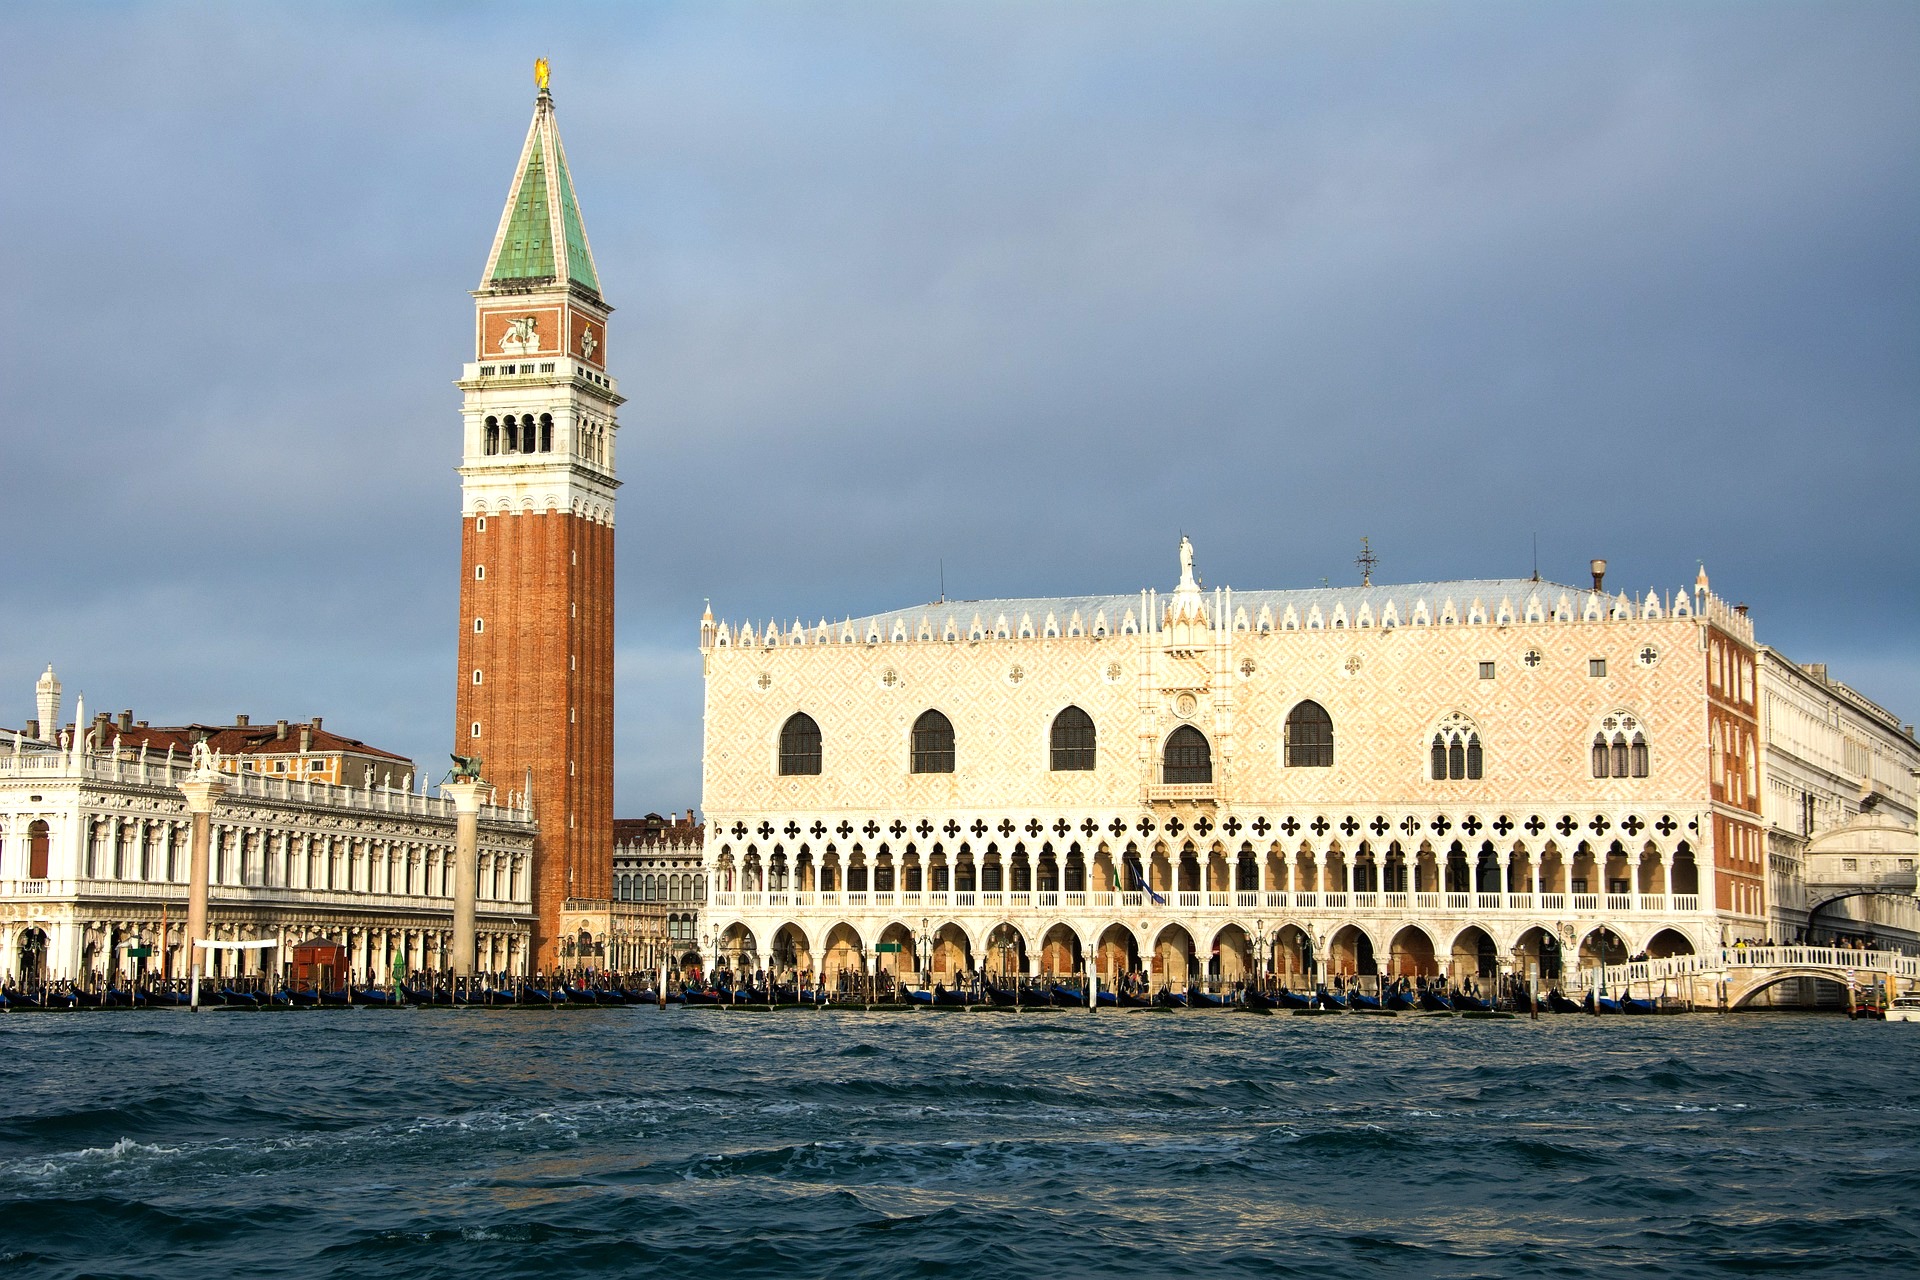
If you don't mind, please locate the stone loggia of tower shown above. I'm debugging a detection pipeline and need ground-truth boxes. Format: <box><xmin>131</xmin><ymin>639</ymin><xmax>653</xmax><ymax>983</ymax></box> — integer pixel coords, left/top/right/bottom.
<box><xmin>455</xmin><ymin>65</ymin><xmax>620</xmax><ymax>972</ymax></box>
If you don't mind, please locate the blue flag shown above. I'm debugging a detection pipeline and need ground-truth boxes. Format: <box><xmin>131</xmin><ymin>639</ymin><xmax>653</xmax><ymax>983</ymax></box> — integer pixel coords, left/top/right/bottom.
<box><xmin>1126</xmin><ymin>861</ymin><xmax>1166</xmax><ymax>906</ymax></box>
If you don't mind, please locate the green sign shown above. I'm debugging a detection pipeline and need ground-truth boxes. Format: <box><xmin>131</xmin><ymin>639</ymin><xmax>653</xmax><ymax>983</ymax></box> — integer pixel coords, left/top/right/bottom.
<box><xmin>125</xmin><ymin>946</ymin><xmax>152</xmax><ymax>959</ymax></box>
<box><xmin>874</xmin><ymin>942</ymin><xmax>901</xmax><ymax>953</ymax></box>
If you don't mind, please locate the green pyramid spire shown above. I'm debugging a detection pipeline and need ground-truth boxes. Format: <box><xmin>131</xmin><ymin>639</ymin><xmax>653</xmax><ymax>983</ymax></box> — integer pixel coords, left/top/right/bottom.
<box><xmin>553</xmin><ymin>147</ymin><xmax>599</xmax><ymax>293</ymax></box>
<box><xmin>492</xmin><ymin>137</ymin><xmax>555</xmax><ymax>283</ymax></box>
<box><xmin>482</xmin><ymin>86</ymin><xmax>602</xmax><ymax>295</ymax></box>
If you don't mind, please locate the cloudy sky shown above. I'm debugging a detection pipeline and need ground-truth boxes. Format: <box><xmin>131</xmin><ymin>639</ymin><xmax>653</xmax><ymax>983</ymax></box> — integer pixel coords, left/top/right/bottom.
<box><xmin>2</xmin><ymin>3</ymin><xmax>1916</xmax><ymax>814</ymax></box>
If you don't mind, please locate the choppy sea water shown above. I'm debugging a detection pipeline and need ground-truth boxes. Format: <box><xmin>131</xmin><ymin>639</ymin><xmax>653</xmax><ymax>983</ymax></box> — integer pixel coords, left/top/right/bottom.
<box><xmin>1</xmin><ymin>1010</ymin><xmax>1915</xmax><ymax>1279</ymax></box>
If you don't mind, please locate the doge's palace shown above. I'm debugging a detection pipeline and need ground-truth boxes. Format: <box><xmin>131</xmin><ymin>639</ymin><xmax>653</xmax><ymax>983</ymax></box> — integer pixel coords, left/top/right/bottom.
<box><xmin>699</xmin><ymin>540</ymin><xmax>1767</xmax><ymax>994</ymax></box>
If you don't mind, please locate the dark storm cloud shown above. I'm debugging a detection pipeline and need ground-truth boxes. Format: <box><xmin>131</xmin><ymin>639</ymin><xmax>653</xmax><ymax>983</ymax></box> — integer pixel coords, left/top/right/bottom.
<box><xmin>2</xmin><ymin>2</ymin><xmax>1916</xmax><ymax>811</ymax></box>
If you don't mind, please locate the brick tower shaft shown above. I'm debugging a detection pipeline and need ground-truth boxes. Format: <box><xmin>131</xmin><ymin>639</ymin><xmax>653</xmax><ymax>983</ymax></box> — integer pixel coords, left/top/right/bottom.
<box><xmin>455</xmin><ymin>68</ymin><xmax>620</xmax><ymax>972</ymax></box>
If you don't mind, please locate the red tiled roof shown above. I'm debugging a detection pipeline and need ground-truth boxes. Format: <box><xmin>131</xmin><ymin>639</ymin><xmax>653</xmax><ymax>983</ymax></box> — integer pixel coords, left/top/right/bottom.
<box><xmin>73</xmin><ymin>720</ymin><xmax>410</xmax><ymax>762</ymax></box>
<box><xmin>614</xmin><ymin>812</ymin><xmax>704</xmax><ymax>846</ymax></box>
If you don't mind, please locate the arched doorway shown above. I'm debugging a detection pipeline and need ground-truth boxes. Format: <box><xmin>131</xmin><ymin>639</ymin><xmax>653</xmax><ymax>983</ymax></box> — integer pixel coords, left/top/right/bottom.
<box><xmin>1095</xmin><ymin>924</ymin><xmax>1138</xmax><ymax>986</ymax></box>
<box><xmin>17</xmin><ymin>927</ymin><xmax>48</xmax><ymax>984</ymax></box>
<box><xmin>1644</xmin><ymin>928</ymin><xmax>1695</xmax><ymax>959</ymax></box>
<box><xmin>1039</xmin><ymin>923</ymin><xmax>1082</xmax><ymax>976</ymax></box>
<box><xmin>1450</xmin><ymin>926</ymin><xmax>1497</xmax><ymax>986</ymax></box>
<box><xmin>820</xmin><ymin>923</ymin><xmax>864</xmax><ymax>988</ymax></box>
<box><xmin>1512</xmin><ymin>926</ymin><xmax>1562</xmax><ymax>984</ymax></box>
<box><xmin>984</xmin><ymin>923</ymin><xmax>1027</xmax><ymax>980</ymax></box>
<box><xmin>931</xmin><ymin>923</ymin><xmax>973</xmax><ymax>981</ymax></box>
<box><xmin>1388</xmin><ymin>926</ymin><xmax>1437</xmax><ymax>978</ymax></box>
<box><xmin>717</xmin><ymin>922</ymin><xmax>756</xmax><ymax>976</ymax></box>
<box><xmin>1271</xmin><ymin>924</ymin><xmax>1311</xmax><ymax>985</ymax></box>
<box><xmin>876</xmin><ymin>922</ymin><xmax>916</xmax><ymax>983</ymax></box>
<box><xmin>1328</xmin><ymin>924</ymin><xmax>1376</xmax><ymax>978</ymax></box>
<box><xmin>1211</xmin><ymin>924</ymin><xmax>1252</xmax><ymax>985</ymax></box>
<box><xmin>1578</xmin><ymin>927</ymin><xmax>1628</xmax><ymax>976</ymax></box>
<box><xmin>769</xmin><ymin>923</ymin><xmax>811</xmax><ymax>979</ymax></box>
<box><xmin>1154</xmin><ymin>924</ymin><xmax>1196</xmax><ymax>991</ymax></box>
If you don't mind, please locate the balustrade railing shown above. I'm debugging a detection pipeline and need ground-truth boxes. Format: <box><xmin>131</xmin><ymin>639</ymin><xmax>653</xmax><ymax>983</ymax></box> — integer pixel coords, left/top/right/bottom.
<box><xmin>0</xmin><ymin>748</ymin><xmax>528</xmax><ymax>825</ymax></box>
<box><xmin>699</xmin><ymin>885</ymin><xmax>1715</xmax><ymax>917</ymax></box>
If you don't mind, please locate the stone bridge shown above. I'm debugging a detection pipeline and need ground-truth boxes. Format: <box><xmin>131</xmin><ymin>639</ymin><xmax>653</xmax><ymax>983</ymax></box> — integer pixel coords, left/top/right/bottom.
<box><xmin>1803</xmin><ymin>812</ymin><xmax>1918</xmax><ymax>915</ymax></box>
<box><xmin>1600</xmin><ymin>945</ymin><xmax>1920</xmax><ymax>1008</ymax></box>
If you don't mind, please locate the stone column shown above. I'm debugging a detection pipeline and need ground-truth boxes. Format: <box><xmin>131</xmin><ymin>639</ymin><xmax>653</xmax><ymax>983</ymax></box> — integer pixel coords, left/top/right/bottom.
<box><xmin>445</xmin><ymin>781</ymin><xmax>487</xmax><ymax>975</ymax></box>
<box><xmin>180</xmin><ymin>773</ymin><xmax>230</xmax><ymax>994</ymax></box>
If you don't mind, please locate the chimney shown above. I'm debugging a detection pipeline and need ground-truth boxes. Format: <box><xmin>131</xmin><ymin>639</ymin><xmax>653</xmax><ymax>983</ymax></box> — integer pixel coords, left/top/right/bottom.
<box><xmin>1808</xmin><ymin>663</ymin><xmax>1828</xmax><ymax>683</ymax></box>
<box><xmin>235</xmin><ymin>713</ymin><xmax>250</xmax><ymax>727</ymax></box>
<box><xmin>1590</xmin><ymin>559</ymin><xmax>1607</xmax><ymax>593</ymax></box>
<box><xmin>276</xmin><ymin>719</ymin><xmax>289</xmax><ymax>739</ymax></box>
<box><xmin>136</xmin><ymin>721</ymin><xmax>148</xmax><ymax>729</ymax></box>
<box><xmin>310</xmin><ymin>716</ymin><xmax>323</xmax><ymax>730</ymax></box>
<box><xmin>24</xmin><ymin>719</ymin><xmax>38</xmax><ymax>740</ymax></box>
<box><xmin>299</xmin><ymin>725</ymin><xmax>313</xmax><ymax>752</ymax></box>
<box><xmin>117</xmin><ymin>710</ymin><xmax>133</xmax><ymax>732</ymax></box>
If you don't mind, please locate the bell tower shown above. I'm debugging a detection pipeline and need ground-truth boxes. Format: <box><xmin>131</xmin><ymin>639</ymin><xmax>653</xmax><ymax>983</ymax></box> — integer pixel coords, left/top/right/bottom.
<box><xmin>455</xmin><ymin>61</ymin><xmax>620</xmax><ymax>972</ymax></box>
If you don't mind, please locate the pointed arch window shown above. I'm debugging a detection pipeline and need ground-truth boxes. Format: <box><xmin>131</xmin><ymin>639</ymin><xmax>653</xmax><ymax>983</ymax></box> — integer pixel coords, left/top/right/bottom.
<box><xmin>911</xmin><ymin>710</ymin><xmax>954</xmax><ymax>774</ymax></box>
<box><xmin>1163</xmin><ymin>726</ymin><xmax>1212</xmax><ymax>784</ymax></box>
<box><xmin>1049</xmin><ymin>706</ymin><xmax>1096</xmax><ymax>771</ymax></box>
<box><xmin>1591</xmin><ymin>712</ymin><xmax>1650</xmax><ymax>779</ymax></box>
<box><xmin>1429</xmin><ymin>712</ymin><xmax>1483</xmax><ymax>781</ymax></box>
<box><xmin>1284</xmin><ymin>700</ymin><xmax>1334</xmax><ymax>768</ymax></box>
<box><xmin>778</xmin><ymin>712</ymin><xmax>821</xmax><ymax>776</ymax></box>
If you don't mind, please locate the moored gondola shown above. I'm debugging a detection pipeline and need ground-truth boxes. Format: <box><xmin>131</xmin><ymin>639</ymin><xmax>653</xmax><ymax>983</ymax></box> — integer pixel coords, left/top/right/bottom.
<box><xmin>1450</xmin><ymin>992</ymin><xmax>1492</xmax><ymax>1012</ymax></box>
<box><xmin>1384</xmin><ymin>990</ymin><xmax>1418</xmax><ymax>1012</ymax></box>
<box><xmin>1349</xmin><ymin>991</ymin><xmax>1384</xmax><ymax>1012</ymax></box>
<box><xmin>1620</xmin><ymin>995</ymin><xmax>1656</xmax><ymax>1015</ymax></box>
<box><xmin>1315</xmin><ymin>989</ymin><xmax>1348</xmax><ymax>1011</ymax></box>
<box><xmin>1418</xmin><ymin>990</ymin><xmax>1454</xmax><ymax>1012</ymax></box>
<box><xmin>1546</xmin><ymin>990</ymin><xmax>1582</xmax><ymax>1014</ymax></box>
<box><xmin>1187</xmin><ymin>989</ymin><xmax>1231</xmax><ymax>1009</ymax></box>
<box><xmin>1152</xmin><ymin>988</ymin><xmax>1188</xmax><ymax>1008</ymax></box>
<box><xmin>1584</xmin><ymin>991</ymin><xmax>1621</xmax><ymax>1014</ymax></box>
